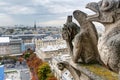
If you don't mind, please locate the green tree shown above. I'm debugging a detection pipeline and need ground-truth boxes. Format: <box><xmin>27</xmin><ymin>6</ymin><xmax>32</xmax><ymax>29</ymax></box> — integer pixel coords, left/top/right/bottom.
<box><xmin>24</xmin><ymin>52</ymin><xmax>30</xmax><ymax>59</ymax></box>
<box><xmin>38</xmin><ymin>62</ymin><xmax>51</xmax><ymax>80</ymax></box>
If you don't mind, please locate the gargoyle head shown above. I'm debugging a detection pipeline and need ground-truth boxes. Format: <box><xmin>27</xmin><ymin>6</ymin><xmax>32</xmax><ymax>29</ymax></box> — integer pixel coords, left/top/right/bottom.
<box><xmin>86</xmin><ymin>0</ymin><xmax>120</xmax><ymax>24</ymax></box>
<box><xmin>73</xmin><ymin>10</ymin><xmax>87</xmax><ymax>26</ymax></box>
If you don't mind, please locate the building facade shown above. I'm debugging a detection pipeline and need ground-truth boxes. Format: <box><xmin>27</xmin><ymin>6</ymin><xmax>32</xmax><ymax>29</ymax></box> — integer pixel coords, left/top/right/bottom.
<box><xmin>35</xmin><ymin>38</ymin><xmax>68</xmax><ymax>61</ymax></box>
<box><xmin>0</xmin><ymin>37</ymin><xmax>23</xmax><ymax>56</ymax></box>
<box><xmin>0</xmin><ymin>43</ymin><xmax>10</xmax><ymax>56</ymax></box>
<box><xmin>21</xmin><ymin>43</ymin><xmax>35</xmax><ymax>52</ymax></box>
<box><xmin>9</xmin><ymin>38</ymin><xmax>22</xmax><ymax>55</ymax></box>
<box><xmin>0</xmin><ymin>37</ymin><xmax>10</xmax><ymax>56</ymax></box>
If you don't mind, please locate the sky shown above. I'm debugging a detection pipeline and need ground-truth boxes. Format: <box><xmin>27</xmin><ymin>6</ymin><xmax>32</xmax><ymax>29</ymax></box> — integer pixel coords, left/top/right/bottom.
<box><xmin>0</xmin><ymin>0</ymin><xmax>103</xmax><ymax>27</ymax></box>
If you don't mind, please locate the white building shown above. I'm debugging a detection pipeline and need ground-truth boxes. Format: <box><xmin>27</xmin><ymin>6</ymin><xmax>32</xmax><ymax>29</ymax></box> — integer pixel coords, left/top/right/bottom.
<box><xmin>0</xmin><ymin>37</ymin><xmax>10</xmax><ymax>56</ymax></box>
<box><xmin>0</xmin><ymin>37</ymin><xmax>23</xmax><ymax>56</ymax></box>
<box><xmin>35</xmin><ymin>38</ymin><xmax>68</xmax><ymax>61</ymax></box>
<box><xmin>37</xmin><ymin>44</ymin><xmax>68</xmax><ymax>61</ymax></box>
<box><xmin>9</xmin><ymin>38</ymin><xmax>22</xmax><ymax>55</ymax></box>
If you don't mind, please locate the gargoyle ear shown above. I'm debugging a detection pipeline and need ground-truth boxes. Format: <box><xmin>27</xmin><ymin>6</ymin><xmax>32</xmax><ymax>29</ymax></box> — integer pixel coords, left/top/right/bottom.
<box><xmin>100</xmin><ymin>0</ymin><xmax>114</xmax><ymax>11</ymax></box>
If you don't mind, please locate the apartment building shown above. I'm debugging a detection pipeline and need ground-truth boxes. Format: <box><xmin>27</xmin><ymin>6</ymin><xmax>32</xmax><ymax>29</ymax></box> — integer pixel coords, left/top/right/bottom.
<box><xmin>35</xmin><ymin>38</ymin><xmax>68</xmax><ymax>61</ymax></box>
<box><xmin>9</xmin><ymin>38</ymin><xmax>22</xmax><ymax>55</ymax></box>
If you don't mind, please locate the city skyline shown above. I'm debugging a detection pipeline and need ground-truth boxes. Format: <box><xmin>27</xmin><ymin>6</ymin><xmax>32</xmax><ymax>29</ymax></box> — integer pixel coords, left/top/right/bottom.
<box><xmin>0</xmin><ymin>0</ymin><xmax>102</xmax><ymax>27</ymax></box>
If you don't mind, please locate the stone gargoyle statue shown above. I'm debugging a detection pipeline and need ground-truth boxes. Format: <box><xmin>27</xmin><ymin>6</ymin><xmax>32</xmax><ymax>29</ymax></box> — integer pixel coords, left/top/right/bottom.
<box><xmin>62</xmin><ymin>10</ymin><xmax>102</xmax><ymax>64</ymax></box>
<box><xmin>62</xmin><ymin>16</ymin><xmax>80</xmax><ymax>56</ymax></box>
<box><xmin>86</xmin><ymin>0</ymin><xmax>120</xmax><ymax>73</ymax></box>
<box><xmin>73</xmin><ymin>10</ymin><xmax>101</xmax><ymax>64</ymax></box>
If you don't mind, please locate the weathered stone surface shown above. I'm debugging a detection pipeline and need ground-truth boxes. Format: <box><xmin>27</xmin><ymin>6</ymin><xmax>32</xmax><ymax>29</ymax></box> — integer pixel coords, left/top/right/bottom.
<box><xmin>70</xmin><ymin>60</ymin><xmax>118</xmax><ymax>80</ymax></box>
<box><xmin>58</xmin><ymin>61</ymin><xmax>93</xmax><ymax>80</ymax></box>
<box><xmin>62</xmin><ymin>10</ymin><xmax>100</xmax><ymax>64</ymax></box>
<box><xmin>62</xmin><ymin>16</ymin><xmax>80</xmax><ymax>56</ymax></box>
<box><xmin>58</xmin><ymin>60</ymin><xmax>118</xmax><ymax>80</ymax></box>
<box><xmin>72</xmin><ymin>10</ymin><xmax>100</xmax><ymax>64</ymax></box>
<box><xmin>86</xmin><ymin>0</ymin><xmax>120</xmax><ymax>73</ymax></box>
<box><xmin>58</xmin><ymin>0</ymin><xmax>120</xmax><ymax>80</ymax></box>
<box><xmin>57</xmin><ymin>61</ymin><xmax>82</xmax><ymax>80</ymax></box>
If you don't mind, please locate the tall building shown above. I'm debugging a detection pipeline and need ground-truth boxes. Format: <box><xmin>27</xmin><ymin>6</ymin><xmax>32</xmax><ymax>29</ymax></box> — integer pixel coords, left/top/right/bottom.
<box><xmin>34</xmin><ymin>21</ymin><xmax>36</xmax><ymax>30</ymax></box>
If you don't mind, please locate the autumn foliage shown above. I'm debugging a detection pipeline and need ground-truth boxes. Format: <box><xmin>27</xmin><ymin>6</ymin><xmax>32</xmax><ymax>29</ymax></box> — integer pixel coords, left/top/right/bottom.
<box><xmin>37</xmin><ymin>62</ymin><xmax>51</xmax><ymax>80</ymax></box>
<box><xmin>22</xmin><ymin>49</ymin><xmax>57</xmax><ymax>80</ymax></box>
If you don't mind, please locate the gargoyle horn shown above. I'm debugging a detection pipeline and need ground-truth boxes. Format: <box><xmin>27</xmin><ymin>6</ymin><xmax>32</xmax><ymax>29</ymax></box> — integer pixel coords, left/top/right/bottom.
<box><xmin>100</xmin><ymin>0</ymin><xmax>114</xmax><ymax>11</ymax></box>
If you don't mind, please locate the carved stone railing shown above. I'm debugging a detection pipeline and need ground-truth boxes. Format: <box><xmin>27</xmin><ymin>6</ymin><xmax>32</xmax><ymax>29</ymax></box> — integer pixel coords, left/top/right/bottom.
<box><xmin>58</xmin><ymin>60</ymin><xmax>118</xmax><ymax>80</ymax></box>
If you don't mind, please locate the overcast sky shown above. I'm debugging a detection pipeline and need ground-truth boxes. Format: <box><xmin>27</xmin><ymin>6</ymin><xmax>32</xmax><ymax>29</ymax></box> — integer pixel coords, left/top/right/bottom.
<box><xmin>0</xmin><ymin>0</ymin><xmax>102</xmax><ymax>27</ymax></box>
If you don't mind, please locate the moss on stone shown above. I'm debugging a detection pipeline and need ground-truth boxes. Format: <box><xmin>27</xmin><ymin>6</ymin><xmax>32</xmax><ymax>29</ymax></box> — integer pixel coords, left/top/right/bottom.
<box><xmin>80</xmin><ymin>64</ymin><xmax>118</xmax><ymax>80</ymax></box>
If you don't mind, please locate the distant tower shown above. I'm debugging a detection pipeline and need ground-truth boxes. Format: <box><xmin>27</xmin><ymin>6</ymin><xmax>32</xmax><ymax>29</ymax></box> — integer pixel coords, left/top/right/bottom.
<box><xmin>34</xmin><ymin>21</ymin><xmax>36</xmax><ymax>30</ymax></box>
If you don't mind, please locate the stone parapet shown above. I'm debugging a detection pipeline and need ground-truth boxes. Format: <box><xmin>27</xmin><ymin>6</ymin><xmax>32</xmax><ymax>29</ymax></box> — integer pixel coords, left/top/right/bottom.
<box><xmin>71</xmin><ymin>60</ymin><xmax>118</xmax><ymax>80</ymax></box>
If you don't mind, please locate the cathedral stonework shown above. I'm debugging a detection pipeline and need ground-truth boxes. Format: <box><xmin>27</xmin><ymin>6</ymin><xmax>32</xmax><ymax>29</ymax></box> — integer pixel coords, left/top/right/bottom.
<box><xmin>58</xmin><ymin>0</ymin><xmax>120</xmax><ymax>80</ymax></box>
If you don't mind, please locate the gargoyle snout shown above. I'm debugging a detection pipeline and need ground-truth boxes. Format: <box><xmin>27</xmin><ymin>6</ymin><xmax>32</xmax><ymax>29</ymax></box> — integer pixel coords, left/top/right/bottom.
<box><xmin>86</xmin><ymin>2</ymin><xmax>99</xmax><ymax>13</ymax></box>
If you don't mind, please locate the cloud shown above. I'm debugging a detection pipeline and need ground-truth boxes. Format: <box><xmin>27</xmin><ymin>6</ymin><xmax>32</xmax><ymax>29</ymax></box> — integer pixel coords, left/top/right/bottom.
<box><xmin>0</xmin><ymin>1</ymin><xmax>36</xmax><ymax>15</ymax></box>
<box><xmin>0</xmin><ymin>1</ymin><xmax>10</xmax><ymax>6</ymax></box>
<box><xmin>3</xmin><ymin>5</ymin><xmax>36</xmax><ymax>14</ymax></box>
<box><xmin>31</xmin><ymin>0</ymin><xmax>100</xmax><ymax>15</ymax></box>
<box><xmin>0</xmin><ymin>14</ymin><xmax>15</xmax><ymax>26</ymax></box>
<box><xmin>47</xmin><ymin>5</ymin><xmax>78</xmax><ymax>14</ymax></box>
<box><xmin>32</xmin><ymin>0</ymin><xmax>50</xmax><ymax>6</ymax></box>
<box><xmin>0</xmin><ymin>0</ymin><xmax>102</xmax><ymax>26</ymax></box>
<box><xmin>32</xmin><ymin>0</ymin><xmax>80</xmax><ymax>14</ymax></box>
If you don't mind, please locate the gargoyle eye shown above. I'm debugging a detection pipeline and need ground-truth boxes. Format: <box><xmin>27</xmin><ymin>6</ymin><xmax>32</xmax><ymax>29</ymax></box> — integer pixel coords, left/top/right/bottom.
<box><xmin>100</xmin><ymin>0</ymin><xmax>109</xmax><ymax>8</ymax></box>
<box><xmin>76</xmin><ymin>13</ymin><xmax>79</xmax><ymax>16</ymax></box>
<box><xmin>103</xmin><ymin>1</ymin><xmax>109</xmax><ymax>7</ymax></box>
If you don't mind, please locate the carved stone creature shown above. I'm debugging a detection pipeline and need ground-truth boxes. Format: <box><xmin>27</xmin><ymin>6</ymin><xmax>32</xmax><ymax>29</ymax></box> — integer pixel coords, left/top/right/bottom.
<box><xmin>86</xmin><ymin>0</ymin><xmax>120</xmax><ymax>73</ymax></box>
<box><xmin>62</xmin><ymin>16</ymin><xmax>80</xmax><ymax>56</ymax></box>
<box><xmin>57</xmin><ymin>61</ymin><xmax>81</xmax><ymax>80</ymax></box>
<box><xmin>72</xmin><ymin>10</ymin><xmax>100</xmax><ymax>63</ymax></box>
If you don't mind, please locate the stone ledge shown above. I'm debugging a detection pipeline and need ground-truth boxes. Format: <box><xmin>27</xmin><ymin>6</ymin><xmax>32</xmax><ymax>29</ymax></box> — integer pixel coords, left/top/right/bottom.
<box><xmin>70</xmin><ymin>61</ymin><xmax>118</xmax><ymax>80</ymax></box>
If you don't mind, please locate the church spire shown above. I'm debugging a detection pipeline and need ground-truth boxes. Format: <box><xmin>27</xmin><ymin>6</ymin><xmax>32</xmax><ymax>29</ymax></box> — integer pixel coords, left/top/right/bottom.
<box><xmin>34</xmin><ymin>21</ymin><xmax>36</xmax><ymax>30</ymax></box>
